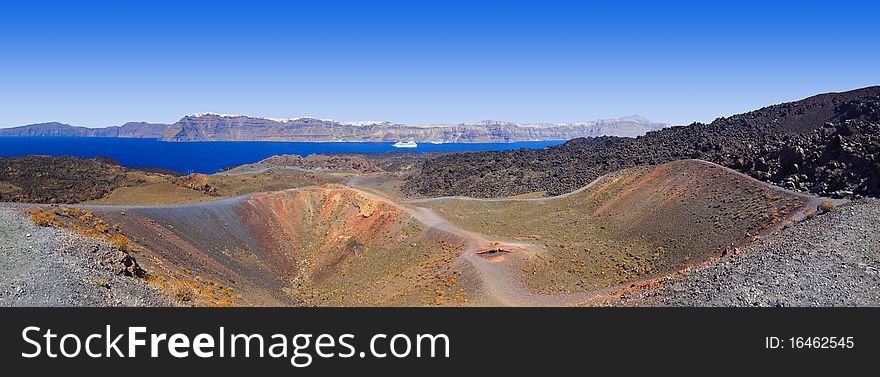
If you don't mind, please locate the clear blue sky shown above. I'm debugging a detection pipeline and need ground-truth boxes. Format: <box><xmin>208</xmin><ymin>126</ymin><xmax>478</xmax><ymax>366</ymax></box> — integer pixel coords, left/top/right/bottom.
<box><xmin>1</xmin><ymin>0</ymin><xmax>877</xmax><ymax>128</ymax></box>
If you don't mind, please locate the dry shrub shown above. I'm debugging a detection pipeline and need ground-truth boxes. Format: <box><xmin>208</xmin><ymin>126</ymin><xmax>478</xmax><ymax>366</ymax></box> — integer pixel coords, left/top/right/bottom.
<box><xmin>819</xmin><ymin>200</ymin><xmax>837</xmax><ymax>213</ymax></box>
<box><xmin>27</xmin><ymin>208</ymin><xmax>61</xmax><ymax>227</ymax></box>
<box><xmin>106</xmin><ymin>234</ymin><xmax>131</xmax><ymax>251</ymax></box>
<box><xmin>27</xmin><ymin>206</ymin><xmax>137</xmax><ymax>254</ymax></box>
<box><xmin>175</xmin><ymin>174</ymin><xmax>220</xmax><ymax>196</ymax></box>
<box><xmin>147</xmin><ymin>273</ymin><xmax>239</xmax><ymax>307</ymax></box>
<box><xmin>804</xmin><ymin>208</ymin><xmax>817</xmax><ymax>219</ymax></box>
<box><xmin>26</xmin><ymin>207</ymin><xmax>149</xmax><ymax>280</ymax></box>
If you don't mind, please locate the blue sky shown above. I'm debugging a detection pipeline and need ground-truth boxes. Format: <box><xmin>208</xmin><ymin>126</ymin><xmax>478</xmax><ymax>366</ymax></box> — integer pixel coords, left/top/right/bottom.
<box><xmin>0</xmin><ymin>0</ymin><xmax>877</xmax><ymax>127</ymax></box>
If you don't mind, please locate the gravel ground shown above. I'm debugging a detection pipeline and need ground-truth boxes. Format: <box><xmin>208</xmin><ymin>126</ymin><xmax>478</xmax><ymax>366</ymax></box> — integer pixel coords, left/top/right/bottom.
<box><xmin>0</xmin><ymin>207</ymin><xmax>173</xmax><ymax>307</ymax></box>
<box><xmin>3</xmin><ymin>197</ymin><xmax>878</xmax><ymax>307</ymax></box>
<box><xmin>603</xmin><ymin>199</ymin><xmax>880</xmax><ymax>307</ymax></box>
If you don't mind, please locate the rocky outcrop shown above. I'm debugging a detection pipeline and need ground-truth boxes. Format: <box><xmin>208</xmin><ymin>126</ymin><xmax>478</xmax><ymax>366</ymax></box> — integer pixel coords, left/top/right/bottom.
<box><xmin>403</xmin><ymin>86</ymin><xmax>880</xmax><ymax>199</ymax></box>
<box><xmin>0</xmin><ymin>156</ymin><xmax>168</xmax><ymax>203</ymax></box>
<box><xmin>230</xmin><ymin>154</ymin><xmax>384</xmax><ymax>173</ymax></box>
<box><xmin>734</xmin><ymin>111</ymin><xmax>880</xmax><ymax>198</ymax></box>
<box><xmin>0</xmin><ymin>208</ymin><xmax>173</xmax><ymax>307</ymax></box>
<box><xmin>174</xmin><ymin>174</ymin><xmax>221</xmax><ymax>196</ymax></box>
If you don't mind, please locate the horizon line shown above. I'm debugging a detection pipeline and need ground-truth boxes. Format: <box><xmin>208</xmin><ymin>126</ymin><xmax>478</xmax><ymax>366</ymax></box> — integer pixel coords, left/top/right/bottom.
<box><xmin>0</xmin><ymin>113</ymin><xmax>668</xmax><ymax>129</ymax></box>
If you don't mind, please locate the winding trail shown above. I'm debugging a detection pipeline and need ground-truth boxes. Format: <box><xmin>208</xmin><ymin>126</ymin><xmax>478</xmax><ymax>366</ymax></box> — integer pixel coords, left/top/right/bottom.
<box><xmin>378</xmin><ymin>159</ymin><xmax>835</xmax><ymax>305</ymax></box>
<box><xmin>354</xmin><ymin>188</ymin><xmax>606</xmax><ymax>306</ymax></box>
<box><xmin>219</xmin><ymin>166</ymin><xmax>334</xmax><ymax>176</ymax></box>
<box><xmin>80</xmin><ymin>183</ymin><xmax>604</xmax><ymax>305</ymax></box>
<box><xmin>409</xmin><ymin>159</ymin><xmax>828</xmax><ymax>204</ymax></box>
<box><xmin>9</xmin><ymin>159</ymin><xmax>837</xmax><ymax>306</ymax></box>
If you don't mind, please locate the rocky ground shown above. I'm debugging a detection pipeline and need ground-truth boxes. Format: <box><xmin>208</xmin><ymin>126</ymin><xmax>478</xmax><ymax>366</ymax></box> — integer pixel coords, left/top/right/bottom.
<box><xmin>419</xmin><ymin>160</ymin><xmax>817</xmax><ymax>295</ymax></box>
<box><xmin>2</xmin><ymin>87</ymin><xmax>879</xmax><ymax>307</ymax></box>
<box><xmin>225</xmin><ymin>154</ymin><xmax>384</xmax><ymax>174</ymax></box>
<box><xmin>404</xmin><ymin>86</ymin><xmax>880</xmax><ymax>199</ymax></box>
<box><xmin>596</xmin><ymin>199</ymin><xmax>880</xmax><ymax>307</ymax></box>
<box><xmin>0</xmin><ymin>206</ymin><xmax>173</xmax><ymax>306</ymax></box>
<box><xmin>0</xmin><ymin>156</ymin><xmax>170</xmax><ymax>203</ymax></box>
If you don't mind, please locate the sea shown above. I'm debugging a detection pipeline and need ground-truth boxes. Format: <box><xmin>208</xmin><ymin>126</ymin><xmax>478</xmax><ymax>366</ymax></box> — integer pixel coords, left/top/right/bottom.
<box><xmin>0</xmin><ymin>137</ymin><xmax>562</xmax><ymax>174</ymax></box>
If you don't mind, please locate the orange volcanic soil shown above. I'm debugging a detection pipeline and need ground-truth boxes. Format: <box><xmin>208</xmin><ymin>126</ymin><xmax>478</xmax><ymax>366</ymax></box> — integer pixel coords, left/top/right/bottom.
<box><xmin>91</xmin><ymin>186</ymin><xmax>470</xmax><ymax>306</ymax></box>
<box><xmin>418</xmin><ymin>160</ymin><xmax>822</xmax><ymax>296</ymax></box>
<box><xmin>77</xmin><ymin>160</ymin><xmax>824</xmax><ymax>306</ymax></box>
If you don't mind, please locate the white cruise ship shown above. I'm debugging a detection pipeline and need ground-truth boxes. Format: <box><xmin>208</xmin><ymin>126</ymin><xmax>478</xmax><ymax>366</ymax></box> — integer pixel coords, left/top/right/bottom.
<box><xmin>392</xmin><ymin>141</ymin><xmax>418</xmax><ymax>148</ymax></box>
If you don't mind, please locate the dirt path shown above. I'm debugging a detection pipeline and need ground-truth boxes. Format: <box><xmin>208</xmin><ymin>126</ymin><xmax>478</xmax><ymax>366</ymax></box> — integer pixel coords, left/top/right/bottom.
<box><xmin>410</xmin><ymin>159</ymin><xmax>830</xmax><ymax>204</ymax></box>
<box><xmin>6</xmin><ymin>159</ymin><xmax>836</xmax><ymax>307</ymax></box>
<box><xmin>83</xmin><ymin>184</ymin><xmax>604</xmax><ymax>306</ymax></box>
<box><xmin>353</xmin><ymin>189</ymin><xmax>606</xmax><ymax>306</ymax></box>
<box><xmin>219</xmin><ymin>166</ymin><xmax>319</xmax><ymax>176</ymax></box>
<box><xmin>393</xmin><ymin>159</ymin><xmax>836</xmax><ymax>305</ymax></box>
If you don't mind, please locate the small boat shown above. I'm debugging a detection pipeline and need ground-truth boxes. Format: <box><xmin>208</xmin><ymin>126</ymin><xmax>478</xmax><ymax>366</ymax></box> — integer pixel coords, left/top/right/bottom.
<box><xmin>392</xmin><ymin>141</ymin><xmax>418</xmax><ymax>148</ymax></box>
<box><xmin>428</xmin><ymin>140</ymin><xmax>444</xmax><ymax>144</ymax></box>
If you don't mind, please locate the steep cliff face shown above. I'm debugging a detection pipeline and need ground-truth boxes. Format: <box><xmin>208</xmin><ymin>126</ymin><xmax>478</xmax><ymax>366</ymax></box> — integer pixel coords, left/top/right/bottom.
<box><xmin>0</xmin><ymin>122</ymin><xmax>169</xmax><ymax>138</ymax></box>
<box><xmin>161</xmin><ymin>115</ymin><xmax>341</xmax><ymax>141</ymax></box>
<box><xmin>0</xmin><ymin>122</ymin><xmax>83</xmax><ymax>137</ymax></box>
<box><xmin>113</xmin><ymin>122</ymin><xmax>170</xmax><ymax>138</ymax></box>
<box><xmin>1</xmin><ymin>115</ymin><xmax>666</xmax><ymax>142</ymax></box>
<box><xmin>159</xmin><ymin>114</ymin><xmax>667</xmax><ymax>142</ymax></box>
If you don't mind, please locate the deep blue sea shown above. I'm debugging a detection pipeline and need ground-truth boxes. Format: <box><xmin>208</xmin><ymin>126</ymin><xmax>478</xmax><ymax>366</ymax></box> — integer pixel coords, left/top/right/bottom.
<box><xmin>0</xmin><ymin>137</ymin><xmax>562</xmax><ymax>174</ymax></box>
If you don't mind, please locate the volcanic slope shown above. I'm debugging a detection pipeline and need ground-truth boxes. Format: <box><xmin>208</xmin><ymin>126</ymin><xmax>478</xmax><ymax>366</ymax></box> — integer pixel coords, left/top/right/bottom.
<box><xmin>68</xmin><ymin>159</ymin><xmax>820</xmax><ymax>306</ymax></box>
<box><xmin>404</xmin><ymin>86</ymin><xmax>880</xmax><ymax>199</ymax></box>
<box><xmin>0</xmin><ymin>156</ymin><xmax>172</xmax><ymax>204</ymax></box>
<box><xmin>88</xmin><ymin>186</ymin><xmax>475</xmax><ymax>306</ymax></box>
<box><xmin>591</xmin><ymin>199</ymin><xmax>880</xmax><ymax>307</ymax></box>
<box><xmin>415</xmin><ymin>160</ymin><xmax>820</xmax><ymax>296</ymax></box>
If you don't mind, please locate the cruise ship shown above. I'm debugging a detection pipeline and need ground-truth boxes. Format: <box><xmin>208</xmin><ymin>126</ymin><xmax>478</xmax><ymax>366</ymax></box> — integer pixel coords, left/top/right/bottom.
<box><xmin>392</xmin><ymin>141</ymin><xmax>418</xmax><ymax>148</ymax></box>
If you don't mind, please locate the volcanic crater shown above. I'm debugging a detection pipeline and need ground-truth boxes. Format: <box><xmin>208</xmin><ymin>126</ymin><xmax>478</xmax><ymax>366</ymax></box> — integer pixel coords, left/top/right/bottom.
<box><xmin>65</xmin><ymin>159</ymin><xmax>822</xmax><ymax>306</ymax></box>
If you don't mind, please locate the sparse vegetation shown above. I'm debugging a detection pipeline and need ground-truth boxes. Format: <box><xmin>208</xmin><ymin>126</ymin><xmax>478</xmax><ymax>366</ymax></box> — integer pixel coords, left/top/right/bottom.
<box><xmin>0</xmin><ymin>155</ymin><xmax>165</xmax><ymax>203</ymax></box>
<box><xmin>804</xmin><ymin>208</ymin><xmax>817</xmax><ymax>219</ymax></box>
<box><xmin>174</xmin><ymin>174</ymin><xmax>221</xmax><ymax>196</ymax></box>
<box><xmin>106</xmin><ymin>234</ymin><xmax>131</xmax><ymax>251</ymax></box>
<box><xmin>819</xmin><ymin>200</ymin><xmax>837</xmax><ymax>214</ymax></box>
<box><xmin>422</xmin><ymin>160</ymin><xmax>811</xmax><ymax>295</ymax></box>
<box><xmin>25</xmin><ymin>206</ymin><xmax>146</xmax><ymax>278</ymax></box>
<box><xmin>138</xmin><ymin>259</ymin><xmax>239</xmax><ymax>307</ymax></box>
<box><xmin>27</xmin><ymin>208</ymin><xmax>63</xmax><ymax>227</ymax></box>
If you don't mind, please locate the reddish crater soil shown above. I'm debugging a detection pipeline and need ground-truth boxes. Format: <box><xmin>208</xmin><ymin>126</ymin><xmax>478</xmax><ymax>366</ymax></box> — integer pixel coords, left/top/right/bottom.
<box><xmin>78</xmin><ymin>160</ymin><xmax>824</xmax><ymax>306</ymax></box>
<box><xmin>91</xmin><ymin>185</ymin><xmax>470</xmax><ymax>306</ymax></box>
<box><xmin>418</xmin><ymin>160</ymin><xmax>822</xmax><ymax>297</ymax></box>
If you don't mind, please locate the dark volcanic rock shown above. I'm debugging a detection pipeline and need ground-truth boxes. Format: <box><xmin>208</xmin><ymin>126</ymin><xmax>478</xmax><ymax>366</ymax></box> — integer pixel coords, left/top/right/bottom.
<box><xmin>403</xmin><ymin>86</ymin><xmax>880</xmax><ymax>199</ymax></box>
<box><xmin>0</xmin><ymin>156</ymin><xmax>166</xmax><ymax>203</ymax></box>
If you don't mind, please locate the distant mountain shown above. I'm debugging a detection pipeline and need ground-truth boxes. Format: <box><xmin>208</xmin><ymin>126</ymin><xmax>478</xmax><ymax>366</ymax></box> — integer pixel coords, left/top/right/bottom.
<box><xmin>159</xmin><ymin>114</ymin><xmax>667</xmax><ymax>142</ymax></box>
<box><xmin>0</xmin><ymin>121</ymin><xmax>168</xmax><ymax>138</ymax></box>
<box><xmin>0</xmin><ymin>115</ymin><xmax>668</xmax><ymax>142</ymax></box>
<box><xmin>112</xmin><ymin>122</ymin><xmax>171</xmax><ymax>138</ymax></box>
